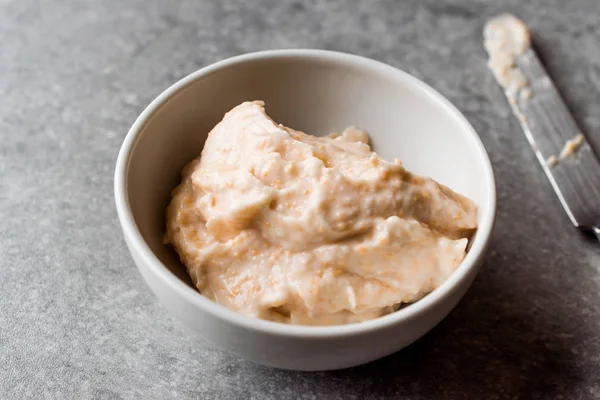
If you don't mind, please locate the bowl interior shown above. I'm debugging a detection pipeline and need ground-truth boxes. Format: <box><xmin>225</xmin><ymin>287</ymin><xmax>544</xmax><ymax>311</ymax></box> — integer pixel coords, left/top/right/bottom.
<box><xmin>124</xmin><ymin>51</ymin><xmax>494</xmax><ymax>291</ymax></box>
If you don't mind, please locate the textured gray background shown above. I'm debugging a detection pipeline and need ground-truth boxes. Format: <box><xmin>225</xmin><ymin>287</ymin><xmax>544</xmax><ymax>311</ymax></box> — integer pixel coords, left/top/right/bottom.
<box><xmin>2</xmin><ymin>0</ymin><xmax>600</xmax><ymax>399</ymax></box>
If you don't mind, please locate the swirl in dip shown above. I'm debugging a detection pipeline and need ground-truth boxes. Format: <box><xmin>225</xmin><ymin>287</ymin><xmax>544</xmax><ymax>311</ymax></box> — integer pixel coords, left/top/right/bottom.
<box><xmin>165</xmin><ymin>101</ymin><xmax>477</xmax><ymax>326</ymax></box>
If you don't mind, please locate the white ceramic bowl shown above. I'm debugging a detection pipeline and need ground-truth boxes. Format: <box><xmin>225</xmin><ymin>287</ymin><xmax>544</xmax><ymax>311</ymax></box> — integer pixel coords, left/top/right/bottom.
<box><xmin>114</xmin><ymin>49</ymin><xmax>496</xmax><ymax>371</ymax></box>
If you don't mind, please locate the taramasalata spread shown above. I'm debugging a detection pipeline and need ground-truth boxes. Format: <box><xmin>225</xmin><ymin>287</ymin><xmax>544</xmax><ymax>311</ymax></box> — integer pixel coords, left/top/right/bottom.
<box><xmin>165</xmin><ymin>101</ymin><xmax>478</xmax><ymax>326</ymax></box>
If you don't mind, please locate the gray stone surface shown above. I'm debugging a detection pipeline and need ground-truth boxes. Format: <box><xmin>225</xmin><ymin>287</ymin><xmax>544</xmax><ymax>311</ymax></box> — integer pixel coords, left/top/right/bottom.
<box><xmin>2</xmin><ymin>0</ymin><xmax>600</xmax><ymax>398</ymax></box>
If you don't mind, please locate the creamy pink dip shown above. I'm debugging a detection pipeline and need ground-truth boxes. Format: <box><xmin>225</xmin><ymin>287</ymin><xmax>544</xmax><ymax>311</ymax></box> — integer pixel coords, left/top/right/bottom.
<box><xmin>165</xmin><ymin>101</ymin><xmax>478</xmax><ymax>326</ymax></box>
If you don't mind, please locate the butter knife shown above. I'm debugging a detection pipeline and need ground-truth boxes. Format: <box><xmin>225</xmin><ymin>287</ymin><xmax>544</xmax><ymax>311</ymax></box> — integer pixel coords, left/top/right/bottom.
<box><xmin>484</xmin><ymin>14</ymin><xmax>600</xmax><ymax>238</ymax></box>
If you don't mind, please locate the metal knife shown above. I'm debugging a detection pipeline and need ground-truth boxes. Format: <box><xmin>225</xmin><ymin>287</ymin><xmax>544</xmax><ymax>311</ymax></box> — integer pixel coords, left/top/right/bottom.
<box><xmin>484</xmin><ymin>14</ymin><xmax>600</xmax><ymax>238</ymax></box>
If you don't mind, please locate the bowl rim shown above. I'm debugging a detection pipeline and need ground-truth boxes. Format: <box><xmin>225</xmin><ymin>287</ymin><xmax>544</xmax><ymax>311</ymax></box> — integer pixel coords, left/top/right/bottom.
<box><xmin>114</xmin><ymin>48</ymin><xmax>497</xmax><ymax>338</ymax></box>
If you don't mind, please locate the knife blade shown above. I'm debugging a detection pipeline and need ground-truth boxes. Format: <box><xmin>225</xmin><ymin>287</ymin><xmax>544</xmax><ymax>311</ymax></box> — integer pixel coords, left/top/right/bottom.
<box><xmin>484</xmin><ymin>14</ymin><xmax>600</xmax><ymax>237</ymax></box>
